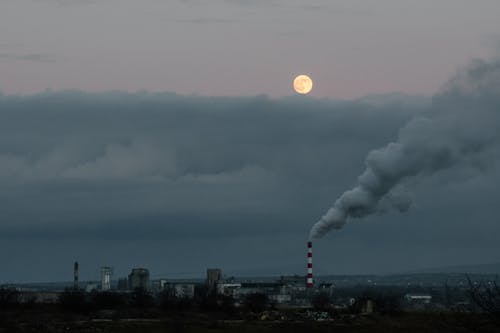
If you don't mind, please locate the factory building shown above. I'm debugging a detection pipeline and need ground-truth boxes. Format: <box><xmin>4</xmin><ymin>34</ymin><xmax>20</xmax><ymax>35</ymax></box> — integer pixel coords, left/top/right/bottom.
<box><xmin>215</xmin><ymin>280</ymin><xmax>301</xmax><ymax>305</ymax></box>
<box><xmin>117</xmin><ymin>278</ymin><xmax>128</xmax><ymax>291</ymax></box>
<box><xmin>171</xmin><ymin>283</ymin><xmax>196</xmax><ymax>299</ymax></box>
<box><xmin>85</xmin><ymin>283</ymin><xmax>98</xmax><ymax>293</ymax></box>
<box><xmin>128</xmin><ymin>268</ymin><xmax>150</xmax><ymax>291</ymax></box>
<box><xmin>206</xmin><ymin>268</ymin><xmax>222</xmax><ymax>293</ymax></box>
<box><xmin>150</xmin><ymin>279</ymin><xmax>168</xmax><ymax>293</ymax></box>
<box><xmin>216</xmin><ymin>282</ymin><xmax>241</xmax><ymax>297</ymax></box>
<box><xmin>100</xmin><ymin>266</ymin><xmax>113</xmax><ymax>291</ymax></box>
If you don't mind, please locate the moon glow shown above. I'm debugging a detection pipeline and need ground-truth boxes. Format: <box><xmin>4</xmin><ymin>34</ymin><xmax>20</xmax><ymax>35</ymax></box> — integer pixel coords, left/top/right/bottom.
<box><xmin>293</xmin><ymin>75</ymin><xmax>313</xmax><ymax>94</ymax></box>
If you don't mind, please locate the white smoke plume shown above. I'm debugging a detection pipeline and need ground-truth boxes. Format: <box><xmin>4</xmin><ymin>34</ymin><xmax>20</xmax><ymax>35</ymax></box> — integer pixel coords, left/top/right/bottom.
<box><xmin>310</xmin><ymin>59</ymin><xmax>500</xmax><ymax>239</ymax></box>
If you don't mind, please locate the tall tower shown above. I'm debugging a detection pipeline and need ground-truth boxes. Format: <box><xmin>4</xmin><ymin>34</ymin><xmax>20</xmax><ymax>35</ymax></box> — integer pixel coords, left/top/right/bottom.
<box><xmin>74</xmin><ymin>261</ymin><xmax>79</xmax><ymax>290</ymax></box>
<box><xmin>128</xmin><ymin>268</ymin><xmax>150</xmax><ymax>291</ymax></box>
<box><xmin>206</xmin><ymin>268</ymin><xmax>222</xmax><ymax>294</ymax></box>
<box><xmin>101</xmin><ymin>266</ymin><xmax>113</xmax><ymax>291</ymax></box>
<box><xmin>306</xmin><ymin>242</ymin><xmax>313</xmax><ymax>288</ymax></box>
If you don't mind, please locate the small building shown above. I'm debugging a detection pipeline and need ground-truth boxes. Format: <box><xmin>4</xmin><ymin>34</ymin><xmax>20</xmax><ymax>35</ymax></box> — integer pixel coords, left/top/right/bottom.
<box><xmin>19</xmin><ymin>291</ymin><xmax>60</xmax><ymax>304</ymax></box>
<box><xmin>216</xmin><ymin>282</ymin><xmax>241</xmax><ymax>297</ymax></box>
<box><xmin>269</xmin><ymin>293</ymin><xmax>292</xmax><ymax>304</ymax></box>
<box><xmin>172</xmin><ymin>283</ymin><xmax>195</xmax><ymax>298</ymax></box>
<box><xmin>405</xmin><ymin>294</ymin><xmax>432</xmax><ymax>304</ymax></box>
<box><xmin>151</xmin><ymin>279</ymin><xmax>169</xmax><ymax>293</ymax></box>
<box><xmin>85</xmin><ymin>283</ymin><xmax>98</xmax><ymax>293</ymax></box>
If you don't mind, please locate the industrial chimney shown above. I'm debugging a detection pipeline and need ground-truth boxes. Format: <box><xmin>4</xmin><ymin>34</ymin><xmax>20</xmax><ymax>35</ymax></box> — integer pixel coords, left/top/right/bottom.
<box><xmin>74</xmin><ymin>261</ymin><xmax>79</xmax><ymax>290</ymax></box>
<box><xmin>306</xmin><ymin>241</ymin><xmax>313</xmax><ymax>288</ymax></box>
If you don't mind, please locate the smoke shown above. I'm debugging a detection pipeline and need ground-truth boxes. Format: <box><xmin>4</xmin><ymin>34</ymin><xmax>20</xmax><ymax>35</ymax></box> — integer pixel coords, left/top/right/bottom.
<box><xmin>310</xmin><ymin>59</ymin><xmax>500</xmax><ymax>239</ymax></box>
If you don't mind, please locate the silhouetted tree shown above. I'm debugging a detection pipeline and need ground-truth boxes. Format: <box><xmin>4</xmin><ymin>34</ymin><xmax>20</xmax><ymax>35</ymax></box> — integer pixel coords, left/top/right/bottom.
<box><xmin>351</xmin><ymin>289</ymin><xmax>402</xmax><ymax>315</ymax></box>
<box><xmin>467</xmin><ymin>276</ymin><xmax>500</xmax><ymax>316</ymax></box>
<box><xmin>244</xmin><ymin>293</ymin><xmax>269</xmax><ymax>313</ymax></box>
<box><xmin>0</xmin><ymin>288</ymin><xmax>19</xmax><ymax>309</ymax></box>
<box><xmin>159</xmin><ymin>290</ymin><xmax>194</xmax><ymax>312</ymax></box>
<box><xmin>199</xmin><ymin>293</ymin><xmax>219</xmax><ymax>312</ymax></box>
<box><xmin>220</xmin><ymin>295</ymin><xmax>236</xmax><ymax>312</ymax></box>
<box><xmin>194</xmin><ymin>284</ymin><xmax>208</xmax><ymax>300</ymax></box>
<box><xmin>375</xmin><ymin>291</ymin><xmax>402</xmax><ymax>315</ymax></box>
<box><xmin>130</xmin><ymin>288</ymin><xmax>154</xmax><ymax>308</ymax></box>
<box><xmin>58</xmin><ymin>289</ymin><xmax>89</xmax><ymax>313</ymax></box>
<box><xmin>89</xmin><ymin>291</ymin><xmax>126</xmax><ymax>309</ymax></box>
<box><xmin>311</xmin><ymin>293</ymin><xmax>330</xmax><ymax>311</ymax></box>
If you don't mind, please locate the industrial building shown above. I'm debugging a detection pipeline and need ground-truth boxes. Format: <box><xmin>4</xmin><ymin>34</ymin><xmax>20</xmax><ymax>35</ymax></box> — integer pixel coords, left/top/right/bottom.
<box><xmin>206</xmin><ymin>268</ymin><xmax>222</xmax><ymax>293</ymax></box>
<box><xmin>214</xmin><ymin>279</ymin><xmax>310</xmax><ymax>305</ymax></box>
<box><xmin>100</xmin><ymin>266</ymin><xmax>113</xmax><ymax>291</ymax></box>
<box><xmin>128</xmin><ymin>268</ymin><xmax>150</xmax><ymax>291</ymax></box>
<box><xmin>117</xmin><ymin>278</ymin><xmax>128</xmax><ymax>291</ymax></box>
<box><xmin>170</xmin><ymin>283</ymin><xmax>196</xmax><ymax>298</ymax></box>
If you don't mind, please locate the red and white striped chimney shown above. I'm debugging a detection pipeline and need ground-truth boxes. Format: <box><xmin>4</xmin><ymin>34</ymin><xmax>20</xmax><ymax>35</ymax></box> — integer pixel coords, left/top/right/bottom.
<box><xmin>306</xmin><ymin>241</ymin><xmax>313</xmax><ymax>288</ymax></box>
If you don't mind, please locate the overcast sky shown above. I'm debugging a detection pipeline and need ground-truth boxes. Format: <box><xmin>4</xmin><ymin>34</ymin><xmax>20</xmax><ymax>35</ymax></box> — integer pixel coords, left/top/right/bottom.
<box><xmin>1</xmin><ymin>1</ymin><xmax>500</xmax><ymax>283</ymax></box>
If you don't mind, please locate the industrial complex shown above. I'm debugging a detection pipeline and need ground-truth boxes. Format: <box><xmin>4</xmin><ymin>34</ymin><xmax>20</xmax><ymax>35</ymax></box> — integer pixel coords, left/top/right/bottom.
<box><xmin>2</xmin><ymin>241</ymin><xmax>492</xmax><ymax>313</ymax></box>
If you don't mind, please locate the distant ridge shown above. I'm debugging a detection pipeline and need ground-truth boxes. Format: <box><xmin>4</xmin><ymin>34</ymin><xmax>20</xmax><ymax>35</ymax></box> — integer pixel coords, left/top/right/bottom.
<box><xmin>405</xmin><ymin>262</ymin><xmax>500</xmax><ymax>275</ymax></box>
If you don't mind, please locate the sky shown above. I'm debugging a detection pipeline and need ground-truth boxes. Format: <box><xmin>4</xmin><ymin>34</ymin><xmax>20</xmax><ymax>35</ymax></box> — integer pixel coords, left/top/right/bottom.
<box><xmin>2</xmin><ymin>0</ymin><xmax>500</xmax><ymax>98</ymax></box>
<box><xmin>1</xmin><ymin>1</ymin><xmax>500</xmax><ymax>283</ymax></box>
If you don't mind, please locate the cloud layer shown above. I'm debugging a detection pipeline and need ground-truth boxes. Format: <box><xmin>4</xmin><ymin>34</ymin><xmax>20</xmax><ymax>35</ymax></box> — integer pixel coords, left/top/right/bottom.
<box><xmin>1</xmin><ymin>62</ymin><xmax>500</xmax><ymax>281</ymax></box>
<box><xmin>0</xmin><ymin>92</ymin><xmax>421</xmax><ymax>236</ymax></box>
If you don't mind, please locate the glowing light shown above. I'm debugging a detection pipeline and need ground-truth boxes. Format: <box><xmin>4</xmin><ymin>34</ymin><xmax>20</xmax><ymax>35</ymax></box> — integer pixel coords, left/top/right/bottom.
<box><xmin>293</xmin><ymin>75</ymin><xmax>313</xmax><ymax>94</ymax></box>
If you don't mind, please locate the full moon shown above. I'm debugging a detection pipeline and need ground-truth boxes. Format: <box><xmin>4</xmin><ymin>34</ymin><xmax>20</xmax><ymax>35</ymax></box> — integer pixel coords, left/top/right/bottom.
<box><xmin>293</xmin><ymin>75</ymin><xmax>313</xmax><ymax>94</ymax></box>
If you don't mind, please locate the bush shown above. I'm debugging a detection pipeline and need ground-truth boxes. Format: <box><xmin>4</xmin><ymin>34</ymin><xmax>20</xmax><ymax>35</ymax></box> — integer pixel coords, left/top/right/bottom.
<box><xmin>311</xmin><ymin>293</ymin><xmax>330</xmax><ymax>311</ymax></box>
<box><xmin>244</xmin><ymin>293</ymin><xmax>269</xmax><ymax>313</ymax></box>
<box><xmin>89</xmin><ymin>291</ymin><xmax>126</xmax><ymax>310</ymax></box>
<box><xmin>130</xmin><ymin>288</ymin><xmax>154</xmax><ymax>308</ymax></box>
<box><xmin>58</xmin><ymin>289</ymin><xmax>89</xmax><ymax>313</ymax></box>
<box><xmin>0</xmin><ymin>288</ymin><xmax>19</xmax><ymax>309</ymax></box>
<box><xmin>159</xmin><ymin>290</ymin><xmax>194</xmax><ymax>312</ymax></box>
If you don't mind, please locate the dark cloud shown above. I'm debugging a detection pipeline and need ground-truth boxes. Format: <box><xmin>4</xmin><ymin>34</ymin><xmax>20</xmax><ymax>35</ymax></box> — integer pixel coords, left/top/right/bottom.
<box><xmin>0</xmin><ymin>92</ymin><xmax>419</xmax><ymax>235</ymax></box>
<box><xmin>0</xmin><ymin>63</ymin><xmax>499</xmax><ymax>281</ymax></box>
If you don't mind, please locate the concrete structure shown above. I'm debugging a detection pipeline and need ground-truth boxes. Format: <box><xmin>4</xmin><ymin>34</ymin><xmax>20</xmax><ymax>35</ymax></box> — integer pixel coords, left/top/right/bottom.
<box><xmin>269</xmin><ymin>293</ymin><xmax>292</xmax><ymax>304</ymax></box>
<box><xmin>206</xmin><ymin>268</ymin><xmax>222</xmax><ymax>293</ymax></box>
<box><xmin>151</xmin><ymin>279</ymin><xmax>168</xmax><ymax>292</ymax></box>
<box><xmin>307</xmin><ymin>241</ymin><xmax>313</xmax><ymax>288</ymax></box>
<box><xmin>216</xmin><ymin>282</ymin><xmax>242</xmax><ymax>297</ymax></box>
<box><xmin>221</xmin><ymin>282</ymin><xmax>295</xmax><ymax>305</ymax></box>
<box><xmin>362</xmin><ymin>299</ymin><xmax>375</xmax><ymax>313</ymax></box>
<box><xmin>117</xmin><ymin>278</ymin><xmax>128</xmax><ymax>291</ymax></box>
<box><xmin>100</xmin><ymin>266</ymin><xmax>113</xmax><ymax>291</ymax></box>
<box><xmin>159</xmin><ymin>279</ymin><xmax>168</xmax><ymax>290</ymax></box>
<box><xmin>318</xmin><ymin>282</ymin><xmax>335</xmax><ymax>297</ymax></box>
<box><xmin>405</xmin><ymin>294</ymin><xmax>432</xmax><ymax>304</ymax></box>
<box><xmin>85</xmin><ymin>283</ymin><xmax>98</xmax><ymax>293</ymax></box>
<box><xmin>128</xmin><ymin>268</ymin><xmax>150</xmax><ymax>291</ymax></box>
<box><xmin>172</xmin><ymin>283</ymin><xmax>196</xmax><ymax>298</ymax></box>
<box><xmin>73</xmin><ymin>261</ymin><xmax>79</xmax><ymax>290</ymax></box>
<box><xmin>19</xmin><ymin>291</ymin><xmax>60</xmax><ymax>304</ymax></box>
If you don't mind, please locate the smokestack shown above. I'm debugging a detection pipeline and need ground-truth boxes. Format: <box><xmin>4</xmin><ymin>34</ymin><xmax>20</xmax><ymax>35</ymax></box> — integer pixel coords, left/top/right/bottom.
<box><xmin>74</xmin><ymin>261</ymin><xmax>79</xmax><ymax>290</ymax></box>
<box><xmin>306</xmin><ymin>241</ymin><xmax>313</xmax><ymax>288</ymax></box>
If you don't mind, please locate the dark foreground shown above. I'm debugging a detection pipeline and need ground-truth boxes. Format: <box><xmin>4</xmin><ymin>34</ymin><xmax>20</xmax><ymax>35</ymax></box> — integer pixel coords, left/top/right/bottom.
<box><xmin>1</xmin><ymin>310</ymin><xmax>499</xmax><ymax>333</ymax></box>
